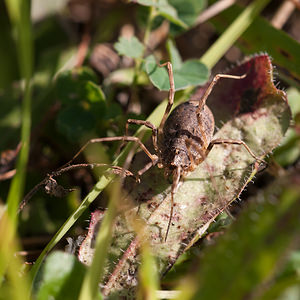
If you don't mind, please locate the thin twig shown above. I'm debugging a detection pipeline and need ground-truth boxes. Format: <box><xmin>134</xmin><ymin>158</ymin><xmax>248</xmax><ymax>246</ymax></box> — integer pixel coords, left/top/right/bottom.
<box><xmin>289</xmin><ymin>0</ymin><xmax>300</xmax><ymax>10</ymax></box>
<box><xmin>195</xmin><ymin>0</ymin><xmax>236</xmax><ymax>25</ymax></box>
<box><xmin>75</xmin><ymin>24</ymin><xmax>91</xmax><ymax>67</ymax></box>
<box><xmin>0</xmin><ymin>169</ymin><xmax>16</xmax><ymax>181</ymax></box>
<box><xmin>271</xmin><ymin>0</ymin><xmax>297</xmax><ymax>29</ymax></box>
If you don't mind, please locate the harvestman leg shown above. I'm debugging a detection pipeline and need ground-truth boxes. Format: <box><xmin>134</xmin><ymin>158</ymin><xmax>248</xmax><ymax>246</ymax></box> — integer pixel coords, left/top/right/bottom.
<box><xmin>186</xmin><ymin>137</ymin><xmax>265</xmax><ymax>167</ymax></box>
<box><xmin>60</xmin><ymin>63</ymin><xmax>174</xmax><ymax>211</ymax></box>
<box><xmin>125</xmin><ymin>119</ymin><xmax>158</xmax><ymax>152</ymax></box>
<box><xmin>136</xmin><ymin>158</ymin><xmax>159</xmax><ymax>177</ymax></box>
<box><xmin>116</xmin><ymin>62</ymin><xmax>175</xmax><ymax>159</ymax></box>
<box><xmin>208</xmin><ymin>138</ymin><xmax>265</xmax><ymax>164</ymax></box>
<box><xmin>195</xmin><ymin>73</ymin><xmax>246</xmax><ymax>149</ymax></box>
<box><xmin>152</xmin><ymin>61</ymin><xmax>178</xmax><ymax>241</ymax></box>
<box><xmin>196</xmin><ymin>73</ymin><xmax>246</xmax><ymax>113</ymax></box>
<box><xmin>62</xmin><ymin>136</ymin><xmax>158</xmax><ymax>170</ymax></box>
<box><xmin>22</xmin><ymin>134</ymin><xmax>159</xmax><ymax>213</ymax></box>
<box><xmin>121</xmin><ymin>63</ymin><xmax>175</xmax><ymax>184</ymax></box>
<box><xmin>18</xmin><ymin>162</ymin><xmax>137</xmax><ymax>213</ymax></box>
<box><xmin>157</xmin><ymin>62</ymin><xmax>175</xmax><ymax>138</ymax></box>
<box><xmin>20</xmin><ymin>137</ymin><xmax>152</xmax><ymax>213</ymax></box>
<box><xmin>165</xmin><ymin>165</ymin><xmax>181</xmax><ymax>242</ymax></box>
<box><xmin>122</xmin><ymin>61</ymin><xmax>175</xmax><ymax>156</ymax></box>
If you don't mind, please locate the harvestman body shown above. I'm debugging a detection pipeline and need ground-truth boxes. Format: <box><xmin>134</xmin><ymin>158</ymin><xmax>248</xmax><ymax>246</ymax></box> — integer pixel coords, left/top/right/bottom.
<box><xmin>63</xmin><ymin>62</ymin><xmax>264</xmax><ymax>242</ymax></box>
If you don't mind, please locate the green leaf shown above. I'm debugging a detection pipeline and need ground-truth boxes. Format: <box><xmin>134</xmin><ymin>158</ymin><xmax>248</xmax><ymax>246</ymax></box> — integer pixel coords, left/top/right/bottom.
<box><xmin>157</xmin><ymin>4</ymin><xmax>187</xmax><ymax>28</ymax></box>
<box><xmin>55</xmin><ymin>67</ymin><xmax>106</xmax><ymax>138</ymax></box>
<box><xmin>273</xmin><ymin>87</ymin><xmax>300</xmax><ymax>166</ymax></box>
<box><xmin>84</xmin><ymin>81</ymin><xmax>106</xmax><ymax>103</ymax></box>
<box><xmin>260</xmin><ymin>250</ymin><xmax>300</xmax><ymax>300</ymax></box>
<box><xmin>145</xmin><ymin>55</ymin><xmax>209</xmax><ymax>91</ymax></box>
<box><xmin>173</xmin><ymin>60</ymin><xmax>209</xmax><ymax>87</ymax></box>
<box><xmin>114</xmin><ymin>36</ymin><xmax>145</xmax><ymax>59</ymax></box>
<box><xmin>36</xmin><ymin>251</ymin><xmax>86</xmax><ymax>300</ymax></box>
<box><xmin>286</xmin><ymin>88</ymin><xmax>300</xmax><ymax>118</ymax></box>
<box><xmin>55</xmin><ymin>67</ymin><xmax>100</xmax><ymax>104</ymax></box>
<box><xmin>135</xmin><ymin>0</ymin><xmax>187</xmax><ymax>28</ymax></box>
<box><xmin>169</xmin><ymin>0</ymin><xmax>206</xmax><ymax>34</ymax></box>
<box><xmin>278</xmin><ymin>251</ymin><xmax>300</xmax><ymax>280</ymax></box>
<box><xmin>170</xmin><ymin>0</ymin><xmax>205</xmax><ymax>26</ymax></box>
<box><xmin>106</xmin><ymin>67</ymin><xmax>148</xmax><ymax>86</ymax></box>
<box><xmin>0</xmin><ymin>87</ymin><xmax>22</xmax><ymax>151</ymax></box>
<box><xmin>56</xmin><ymin>105</ymin><xmax>95</xmax><ymax>140</ymax></box>
<box><xmin>145</xmin><ymin>55</ymin><xmax>170</xmax><ymax>90</ymax></box>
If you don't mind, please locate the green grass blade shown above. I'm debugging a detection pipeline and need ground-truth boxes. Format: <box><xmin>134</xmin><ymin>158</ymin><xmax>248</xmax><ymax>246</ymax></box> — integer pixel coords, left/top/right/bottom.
<box><xmin>5</xmin><ymin>0</ymin><xmax>33</xmax><ymax>224</ymax></box>
<box><xmin>0</xmin><ymin>212</ymin><xmax>31</xmax><ymax>299</ymax></box>
<box><xmin>0</xmin><ymin>0</ymin><xmax>33</xmax><ymax>290</ymax></box>
<box><xmin>29</xmin><ymin>174</ymin><xmax>111</xmax><ymax>279</ymax></box>
<box><xmin>200</xmin><ymin>0</ymin><xmax>271</xmax><ymax>68</ymax></box>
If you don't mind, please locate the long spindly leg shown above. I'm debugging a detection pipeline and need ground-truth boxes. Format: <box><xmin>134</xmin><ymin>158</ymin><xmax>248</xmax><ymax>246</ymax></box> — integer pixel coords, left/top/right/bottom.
<box><xmin>19</xmin><ymin>162</ymin><xmax>137</xmax><ymax>213</ymax></box>
<box><xmin>196</xmin><ymin>73</ymin><xmax>246</xmax><ymax>114</ymax></box>
<box><xmin>165</xmin><ymin>165</ymin><xmax>181</xmax><ymax>242</ymax></box>
<box><xmin>208</xmin><ymin>138</ymin><xmax>265</xmax><ymax>164</ymax></box>
<box><xmin>125</xmin><ymin>119</ymin><xmax>158</xmax><ymax>152</ymax></box>
<box><xmin>62</xmin><ymin>136</ymin><xmax>158</xmax><ymax>169</ymax></box>
<box><xmin>20</xmin><ymin>134</ymin><xmax>157</xmax><ymax>212</ymax></box>
<box><xmin>137</xmin><ymin>158</ymin><xmax>159</xmax><ymax>178</ymax></box>
<box><xmin>195</xmin><ymin>74</ymin><xmax>245</xmax><ymax>150</ymax></box>
<box><xmin>157</xmin><ymin>62</ymin><xmax>175</xmax><ymax>139</ymax></box>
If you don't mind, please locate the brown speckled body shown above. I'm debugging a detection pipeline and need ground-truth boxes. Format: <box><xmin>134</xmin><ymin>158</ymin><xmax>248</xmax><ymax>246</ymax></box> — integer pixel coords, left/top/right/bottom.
<box><xmin>159</xmin><ymin>100</ymin><xmax>215</xmax><ymax>176</ymax></box>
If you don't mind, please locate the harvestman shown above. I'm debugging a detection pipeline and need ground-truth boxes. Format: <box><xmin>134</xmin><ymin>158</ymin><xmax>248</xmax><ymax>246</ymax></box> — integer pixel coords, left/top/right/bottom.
<box><xmin>56</xmin><ymin>62</ymin><xmax>265</xmax><ymax>242</ymax></box>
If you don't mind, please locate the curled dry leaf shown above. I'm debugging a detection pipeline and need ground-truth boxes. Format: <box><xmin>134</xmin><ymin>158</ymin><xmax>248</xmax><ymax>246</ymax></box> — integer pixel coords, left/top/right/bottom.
<box><xmin>78</xmin><ymin>54</ymin><xmax>291</xmax><ymax>297</ymax></box>
<box><xmin>0</xmin><ymin>143</ymin><xmax>21</xmax><ymax>181</ymax></box>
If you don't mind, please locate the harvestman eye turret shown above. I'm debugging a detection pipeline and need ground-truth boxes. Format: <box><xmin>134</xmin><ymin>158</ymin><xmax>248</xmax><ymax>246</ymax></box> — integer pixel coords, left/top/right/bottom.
<box><xmin>36</xmin><ymin>62</ymin><xmax>265</xmax><ymax>242</ymax></box>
